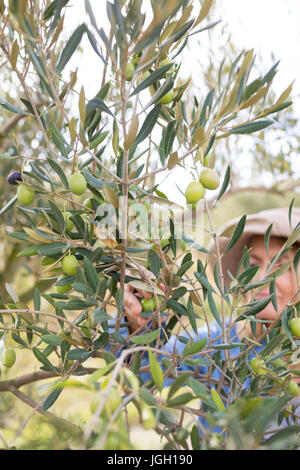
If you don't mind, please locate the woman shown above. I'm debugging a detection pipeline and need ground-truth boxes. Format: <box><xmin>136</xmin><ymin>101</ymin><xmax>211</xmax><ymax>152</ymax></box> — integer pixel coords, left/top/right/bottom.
<box><xmin>208</xmin><ymin>206</ymin><xmax>300</xmax><ymax>343</ymax></box>
<box><xmin>118</xmin><ymin>206</ymin><xmax>300</xmax><ymax>444</ymax></box>
<box><xmin>122</xmin><ymin>206</ymin><xmax>300</xmax><ymax>387</ymax></box>
<box><xmin>125</xmin><ymin>207</ymin><xmax>299</xmax><ymax>335</ymax></box>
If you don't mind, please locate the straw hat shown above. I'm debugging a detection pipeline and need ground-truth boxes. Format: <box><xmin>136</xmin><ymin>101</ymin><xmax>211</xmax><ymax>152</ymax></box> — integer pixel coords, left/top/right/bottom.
<box><xmin>208</xmin><ymin>206</ymin><xmax>300</xmax><ymax>288</ymax></box>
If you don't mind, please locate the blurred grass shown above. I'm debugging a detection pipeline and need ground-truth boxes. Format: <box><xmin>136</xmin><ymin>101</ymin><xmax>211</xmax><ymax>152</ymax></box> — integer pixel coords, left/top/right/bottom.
<box><xmin>209</xmin><ymin>189</ymin><xmax>300</xmax><ymax>232</ymax></box>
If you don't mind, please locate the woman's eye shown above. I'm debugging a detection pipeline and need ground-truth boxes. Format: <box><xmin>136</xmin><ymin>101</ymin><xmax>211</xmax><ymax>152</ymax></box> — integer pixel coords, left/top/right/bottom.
<box><xmin>275</xmin><ymin>260</ymin><xmax>288</xmax><ymax>268</ymax></box>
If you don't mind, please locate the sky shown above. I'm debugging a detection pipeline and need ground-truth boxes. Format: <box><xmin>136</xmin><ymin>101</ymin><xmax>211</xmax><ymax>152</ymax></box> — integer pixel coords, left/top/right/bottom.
<box><xmin>66</xmin><ymin>1</ymin><xmax>300</xmax><ymax>99</ymax></box>
<box><xmin>63</xmin><ymin>1</ymin><xmax>300</xmax><ymax>206</ymax></box>
<box><xmin>221</xmin><ymin>0</ymin><xmax>300</xmax><ymax>101</ymax></box>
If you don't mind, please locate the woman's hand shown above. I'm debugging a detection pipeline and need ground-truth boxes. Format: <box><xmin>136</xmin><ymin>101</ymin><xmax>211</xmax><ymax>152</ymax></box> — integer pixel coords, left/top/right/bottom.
<box><xmin>123</xmin><ymin>277</ymin><xmax>166</xmax><ymax>333</ymax></box>
<box><xmin>124</xmin><ymin>283</ymin><xmax>151</xmax><ymax>331</ymax></box>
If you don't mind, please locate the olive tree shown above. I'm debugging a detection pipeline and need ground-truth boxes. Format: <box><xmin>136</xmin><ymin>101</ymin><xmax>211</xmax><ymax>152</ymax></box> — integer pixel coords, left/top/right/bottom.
<box><xmin>0</xmin><ymin>0</ymin><xmax>299</xmax><ymax>450</ymax></box>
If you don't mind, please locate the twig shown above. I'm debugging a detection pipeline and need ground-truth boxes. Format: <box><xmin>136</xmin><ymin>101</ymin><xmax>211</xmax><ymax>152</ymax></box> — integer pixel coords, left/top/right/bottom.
<box><xmin>130</xmin><ymin>145</ymin><xmax>198</xmax><ymax>185</ymax></box>
<box><xmin>84</xmin><ymin>146</ymin><xmax>123</xmax><ymax>183</ymax></box>
<box><xmin>0</xmin><ymin>309</ymin><xmax>85</xmax><ymax>337</ymax></box>
<box><xmin>0</xmin><ymin>367</ymin><xmax>96</xmax><ymax>392</ymax></box>
<box><xmin>82</xmin><ymin>345</ymin><xmax>173</xmax><ymax>444</ymax></box>
<box><xmin>7</xmin><ymin>385</ymin><xmax>82</xmax><ymax>438</ymax></box>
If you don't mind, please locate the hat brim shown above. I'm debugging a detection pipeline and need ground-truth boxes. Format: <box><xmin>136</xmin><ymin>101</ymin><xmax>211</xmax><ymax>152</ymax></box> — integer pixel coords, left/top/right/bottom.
<box><xmin>207</xmin><ymin>207</ymin><xmax>300</xmax><ymax>289</ymax></box>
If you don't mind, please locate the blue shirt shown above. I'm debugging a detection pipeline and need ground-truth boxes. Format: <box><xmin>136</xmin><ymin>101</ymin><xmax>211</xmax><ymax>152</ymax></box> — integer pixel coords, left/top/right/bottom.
<box><xmin>115</xmin><ymin>319</ymin><xmax>262</xmax><ymax>386</ymax></box>
<box><xmin>109</xmin><ymin>319</ymin><xmax>300</xmax><ymax>443</ymax></box>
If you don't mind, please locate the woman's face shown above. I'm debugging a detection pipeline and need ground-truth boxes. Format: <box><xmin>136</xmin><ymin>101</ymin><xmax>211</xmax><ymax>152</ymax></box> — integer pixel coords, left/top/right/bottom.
<box><xmin>248</xmin><ymin>235</ymin><xmax>298</xmax><ymax>322</ymax></box>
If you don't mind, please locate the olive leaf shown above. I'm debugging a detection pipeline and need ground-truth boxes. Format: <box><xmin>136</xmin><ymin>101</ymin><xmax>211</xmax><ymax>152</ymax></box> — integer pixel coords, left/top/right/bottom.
<box><xmin>227</xmin><ymin>120</ymin><xmax>274</xmax><ymax>135</ymax></box>
<box><xmin>148</xmin><ymin>348</ymin><xmax>164</xmax><ymax>391</ymax></box>
<box><xmin>130</xmin><ymin>329</ymin><xmax>161</xmax><ymax>345</ymax></box>
<box><xmin>57</xmin><ymin>23</ymin><xmax>86</xmax><ymax>73</ymax></box>
<box><xmin>224</xmin><ymin>215</ymin><xmax>247</xmax><ymax>254</ymax></box>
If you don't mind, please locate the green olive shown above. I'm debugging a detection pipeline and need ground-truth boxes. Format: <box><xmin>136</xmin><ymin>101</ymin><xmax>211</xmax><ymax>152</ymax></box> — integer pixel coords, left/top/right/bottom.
<box><xmin>1</xmin><ymin>348</ymin><xmax>16</xmax><ymax>368</ymax></box>
<box><xmin>180</xmin><ymin>239</ymin><xmax>187</xmax><ymax>251</ymax></box>
<box><xmin>105</xmin><ymin>387</ymin><xmax>122</xmax><ymax>414</ymax></box>
<box><xmin>62</xmin><ymin>211</ymin><xmax>74</xmax><ymax>231</ymax></box>
<box><xmin>126</xmin><ymin>401</ymin><xmax>140</xmax><ymax>425</ymax></box>
<box><xmin>159</xmin><ymin>58</ymin><xmax>175</xmax><ymax>71</ymax></box>
<box><xmin>270</xmin><ymin>357</ymin><xmax>286</xmax><ymax>368</ymax></box>
<box><xmin>141</xmin><ymin>297</ymin><xmax>156</xmax><ymax>311</ymax></box>
<box><xmin>61</xmin><ymin>255</ymin><xmax>78</xmax><ymax>275</ymax></box>
<box><xmin>41</xmin><ymin>256</ymin><xmax>57</xmax><ymax>266</ymax></box>
<box><xmin>199</xmin><ymin>168</ymin><xmax>220</xmax><ymax>190</ymax></box>
<box><xmin>125</xmin><ymin>61</ymin><xmax>135</xmax><ymax>81</ymax></box>
<box><xmin>158</xmin><ymin>90</ymin><xmax>174</xmax><ymax>104</ymax></box>
<box><xmin>69</xmin><ymin>173</ymin><xmax>87</xmax><ymax>196</ymax></box>
<box><xmin>17</xmin><ymin>184</ymin><xmax>35</xmax><ymax>205</ymax></box>
<box><xmin>289</xmin><ymin>318</ymin><xmax>300</xmax><ymax>337</ymax></box>
<box><xmin>137</xmin><ymin>70</ymin><xmax>151</xmax><ymax>85</ymax></box>
<box><xmin>185</xmin><ymin>181</ymin><xmax>205</xmax><ymax>204</ymax></box>
<box><xmin>83</xmin><ymin>198</ymin><xmax>93</xmax><ymax>210</ymax></box>
<box><xmin>56</xmin><ymin>281</ymin><xmax>72</xmax><ymax>294</ymax></box>
<box><xmin>141</xmin><ymin>296</ymin><xmax>166</xmax><ymax>312</ymax></box>
<box><xmin>287</xmin><ymin>380</ymin><xmax>299</xmax><ymax>397</ymax></box>
<box><xmin>240</xmin><ymin>397</ymin><xmax>262</xmax><ymax>419</ymax></box>
<box><xmin>160</xmin><ymin>239</ymin><xmax>169</xmax><ymax>249</ymax></box>
<box><xmin>250</xmin><ymin>357</ymin><xmax>267</xmax><ymax>376</ymax></box>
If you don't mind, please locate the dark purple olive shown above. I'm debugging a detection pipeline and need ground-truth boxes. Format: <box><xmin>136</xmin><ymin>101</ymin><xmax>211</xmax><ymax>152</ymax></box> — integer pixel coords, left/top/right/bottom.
<box><xmin>7</xmin><ymin>171</ymin><xmax>23</xmax><ymax>185</ymax></box>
